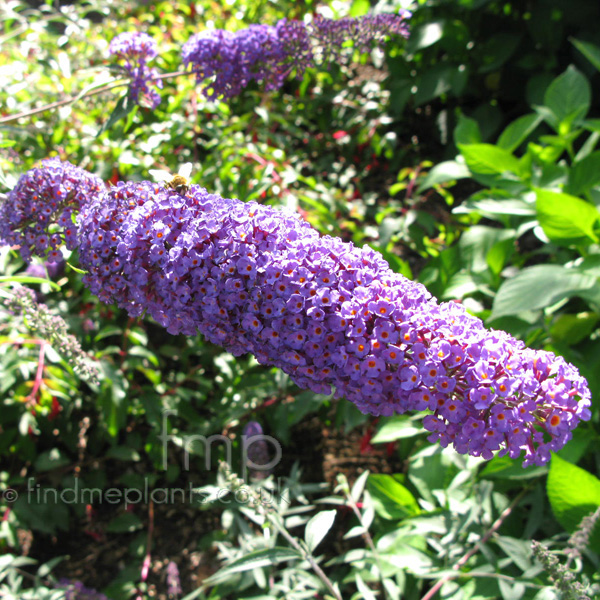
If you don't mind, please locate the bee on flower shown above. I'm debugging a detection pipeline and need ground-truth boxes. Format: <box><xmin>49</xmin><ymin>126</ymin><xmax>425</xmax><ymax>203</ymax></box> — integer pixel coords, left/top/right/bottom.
<box><xmin>149</xmin><ymin>162</ymin><xmax>193</xmax><ymax>196</ymax></box>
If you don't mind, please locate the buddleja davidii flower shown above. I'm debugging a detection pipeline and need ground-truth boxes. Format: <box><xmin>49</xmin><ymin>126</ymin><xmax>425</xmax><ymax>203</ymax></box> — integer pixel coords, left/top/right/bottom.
<box><xmin>57</xmin><ymin>579</ymin><xmax>108</xmax><ymax>600</ymax></box>
<box><xmin>108</xmin><ymin>32</ymin><xmax>163</xmax><ymax>108</ymax></box>
<box><xmin>0</xmin><ymin>158</ymin><xmax>105</xmax><ymax>263</ymax></box>
<box><xmin>181</xmin><ymin>20</ymin><xmax>312</xmax><ymax>99</ymax></box>
<box><xmin>165</xmin><ymin>561</ymin><xmax>182</xmax><ymax>598</ymax></box>
<box><xmin>417</xmin><ymin>312</ymin><xmax>592</xmax><ymax>467</ymax></box>
<box><xmin>4</xmin><ymin>287</ymin><xmax>100</xmax><ymax>384</ymax></box>
<box><xmin>308</xmin><ymin>11</ymin><xmax>412</xmax><ymax>65</ymax></box>
<box><xmin>76</xmin><ymin>182</ymin><xmax>591</xmax><ymax>467</ymax></box>
<box><xmin>181</xmin><ymin>29</ymin><xmax>248</xmax><ymax>99</ymax></box>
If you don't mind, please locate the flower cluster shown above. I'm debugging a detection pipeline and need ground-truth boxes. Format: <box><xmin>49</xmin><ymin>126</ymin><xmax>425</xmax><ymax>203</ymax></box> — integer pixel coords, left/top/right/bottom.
<box><xmin>4</xmin><ymin>287</ymin><xmax>100</xmax><ymax>384</ymax></box>
<box><xmin>182</xmin><ymin>19</ymin><xmax>312</xmax><ymax>99</ymax></box>
<box><xmin>108</xmin><ymin>32</ymin><xmax>163</xmax><ymax>108</ymax></box>
<box><xmin>166</xmin><ymin>561</ymin><xmax>182</xmax><ymax>598</ymax></box>
<box><xmin>0</xmin><ymin>158</ymin><xmax>104</xmax><ymax>263</ymax></box>
<box><xmin>182</xmin><ymin>11</ymin><xmax>410</xmax><ymax>99</ymax></box>
<box><xmin>309</xmin><ymin>11</ymin><xmax>412</xmax><ymax>64</ymax></box>
<box><xmin>57</xmin><ymin>579</ymin><xmax>108</xmax><ymax>600</ymax></box>
<box><xmin>243</xmin><ymin>421</ymin><xmax>272</xmax><ymax>479</ymax></box>
<box><xmin>77</xmin><ymin>182</ymin><xmax>591</xmax><ymax>467</ymax></box>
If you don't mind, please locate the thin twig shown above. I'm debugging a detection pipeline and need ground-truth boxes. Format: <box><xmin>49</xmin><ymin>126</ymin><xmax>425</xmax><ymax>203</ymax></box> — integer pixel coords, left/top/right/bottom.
<box><xmin>0</xmin><ymin>70</ymin><xmax>190</xmax><ymax>125</ymax></box>
<box><xmin>137</xmin><ymin>501</ymin><xmax>155</xmax><ymax>600</ymax></box>
<box><xmin>339</xmin><ymin>475</ymin><xmax>389</xmax><ymax>600</ymax></box>
<box><xmin>269</xmin><ymin>512</ymin><xmax>343</xmax><ymax>600</ymax></box>
<box><xmin>420</xmin><ymin>487</ymin><xmax>530</xmax><ymax>600</ymax></box>
<box><xmin>24</xmin><ymin>341</ymin><xmax>47</xmax><ymax>403</ymax></box>
<box><xmin>0</xmin><ymin>80</ymin><xmax>128</xmax><ymax>124</ymax></box>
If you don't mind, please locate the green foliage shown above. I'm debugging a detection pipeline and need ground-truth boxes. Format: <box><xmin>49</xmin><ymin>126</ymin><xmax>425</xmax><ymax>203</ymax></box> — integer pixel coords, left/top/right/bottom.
<box><xmin>388</xmin><ymin>0</ymin><xmax>600</xmax><ymax>148</ymax></box>
<box><xmin>0</xmin><ymin>0</ymin><xmax>599</xmax><ymax>599</ymax></box>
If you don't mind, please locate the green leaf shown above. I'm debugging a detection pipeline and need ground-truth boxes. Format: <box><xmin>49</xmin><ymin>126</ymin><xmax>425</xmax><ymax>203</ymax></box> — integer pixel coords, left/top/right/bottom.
<box><xmin>99</xmin><ymin>364</ymin><xmax>128</xmax><ymax>437</ymax></box>
<box><xmin>458</xmin><ymin>225</ymin><xmax>515</xmax><ymax>275</ymax></box>
<box><xmin>351</xmin><ymin>470</ymin><xmax>370</xmax><ymax>503</ymax></box>
<box><xmin>491</xmin><ymin>265</ymin><xmax>598</xmax><ymax>319</ymax></box>
<box><xmin>550</xmin><ymin>312</ymin><xmax>599</xmax><ymax>346</ymax></box>
<box><xmin>349</xmin><ymin>0</ymin><xmax>370</xmax><ymax>17</ymax></box>
<box><xmin>453</xmin><ymin>197</ymin><xmax>536</xmax><ymax>218</ymax></box>
<box><xmin>34</xmin><ymin>449</ymin><xmax>70</xmax><ymax>472</ymax></box>
<box><xmin>367</xmin><ymin>474</ymin><xmax>420</xmax><ymax>520</ymax></box>
<box><xmin>574</xmin><ymin>130</ymin><xmax>600</xmax><ymax>162</ymax></box>
<box><xmin>583</xmin><ymin>118</ymin><xmax>600</xmax><ymax>133</ymax></box>
<box><xmin>556</xmin><ymin>428</ymin><xmax>595</xmax><ymax>466</ymax></box>
<box><xmin>128</xmin><ymin>345</ymin><xmax>159</xmax><ymax>366</ymax></box>
<box><xmin>454</xmin><ymin>114</ymin><xmax>482</xmax><ymax>145</ymax></box>
<box><xmin>371</xmin><ymin>416</ymin><xmax>424</xmax><ymax>444</ymax></box>
<box><xmin>480</xmin><ymin>455</ymin><xmax>547</xmax><ymax>480</ymax></box>
<box><xmin>37</xmin><ymin>556</ymin><xmax>65</xmax><ymax>578</ymax></box>
<box><xmin>543</xmin><ymin>66</ymin><xmax>591</xmax><ymax>126</ymax></box>
<box><xmin>406</xmin><ymin>21</ymin><xmax>445</xmax><ymax>53</ymax></box>
<box><xmin>106</xmin><ymin>446</ymin><xmax>141</xmax><ymax>461</ymax></box>
<box><xmin>94</xmin><ymin>326</ymin><xmax>123</xmax><ymax>342</ymax></box>
<box><xmin>578</xmin><ymin>254</ymin><xmax>600</xmax><ymax>276</ymax></box>
<box><xmin>547</xmin><ymin>455</ymin><xmax>600</xmax><ymax>546</ymax></box>
<box><xmin>204</xmin><ymin>548</ymin><xmax>301</xmax><ymax>585</ymax></box>
<box><xmin>535</xmin><ymin>188</ymin><xmax>600</xmax><ymax>244</ymax></box>
<box><xmin>408</xmin><ymin>448</ymin><xmax>458</xmax><ymax>502</ymax></box>
<box><xmin>459</xmin><ymin>144</ymin><xmax>522</xmax><ymax>176</ymax></box>
<box><xmin>12</xmin><ymin>495</ymin><xmax>69</xmax><ymax>535</ymax></box>
<box><xmin>567</xmin><ymin>151</ymin><xmax>600</xmax><ymax>196</ymax></box>
<box><xmin>487</xmin><ymin>237</ymin><xmax>515</xmax><ymax>277</ymax></box>
<box><xmin>417</xmin><ymin>161</ymin><xmax>470</xmax><ymax>192</ymax></box>
<box><xmin>355</xmin><ymin>574</ymin><xmax>378</xmax><ymax>600</ymax></box>
<box><xmin>494</xmin><ymin>536</ymin><xmax>532</xmax><ymax>571</ymax></box>
<box><xmin>0</xmin><ymin>275</ymin><xmax>60</xmax><ymax>291</ymax></box>
<box><xmin>305</xmin><ymin>510</ymin><xmax>336</xmax><ymax>552</ymax></box>
<box><xmin>571</xmin><ymin>38</ymin><xmax>600</xmax><ymax>72</ymax></box>
<box><xmin>476</xmin><ymin>33</ymin><xmax>521</xmax><ymax>74</ymax></box>
<box><xmin>497</xmin><ymin>113</ymin><xmax>544</xmax><ymax>153</ymax></box>
<box><xmin>98</xmin><ymin>94</ymin><xmax>136</xmax><ymax>136</ymax></box>
<box><xmin>413</xmin><ymin>64</ymin><xmax>467</xmax><ymax>106</ymax></box>
<box><xmin>106</xmin><ymin>512</ymin><xmax>143</xmax><ymax>533</ymax></box>
<box><xmin>498</xmin><ymin>579</ymin><xmax>526</xmax><ymax>600</ymax></box>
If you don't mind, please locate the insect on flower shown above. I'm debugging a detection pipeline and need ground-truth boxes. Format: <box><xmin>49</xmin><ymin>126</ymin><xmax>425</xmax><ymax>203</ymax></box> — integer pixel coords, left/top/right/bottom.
<box><xmin>149</xmin><ymin>162</ymin><xmax>193</xmax><ymax>196</ymax></box>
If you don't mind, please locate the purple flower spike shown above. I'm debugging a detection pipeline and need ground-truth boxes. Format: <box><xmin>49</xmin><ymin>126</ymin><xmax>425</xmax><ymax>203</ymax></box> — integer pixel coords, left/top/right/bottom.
<box><xmin>108</xmin><ymin>32</ymin><xmax>162</xmax><ymax>108</ymax></box>
<box><xmin>0</xmin><ymin>158</ymin><xmax>105</xmax><ymax>262</ymax></box>
<box><xmin>77</xmin><ymin>183</ymin><xmax>592</xmax><ymax>467</ymax></box>
<box><xmin>182</xmin><ymin>19</ymin><xmax>312</xmax><ymax>100</ymax></box>
<box><xmin>57</xmin><ymin>579</ymin><xmax>108</xmax><ymax>600</ymax></box>
<box><xmin>182</xmin><ymin>11</ymin><xmax>410</xmax><ymax>99</ymax></box>
<box><xmin>309</xmin><ymin>12</ymin><xmax>411</xmax><ymax>64</ymax></box>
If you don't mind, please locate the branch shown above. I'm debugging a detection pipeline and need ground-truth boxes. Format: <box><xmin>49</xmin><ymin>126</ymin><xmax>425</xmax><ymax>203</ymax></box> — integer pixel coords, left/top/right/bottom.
<box><xmin>0</xmin><ymin>70</ymin><xmax>190</xmax><ymax>125</ymax></box>
<box><xmin>420</xmin><ymin>487</ymin><xmax>530</xmax><ymax>600</ymax></box>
